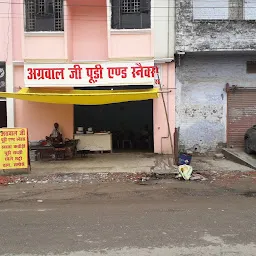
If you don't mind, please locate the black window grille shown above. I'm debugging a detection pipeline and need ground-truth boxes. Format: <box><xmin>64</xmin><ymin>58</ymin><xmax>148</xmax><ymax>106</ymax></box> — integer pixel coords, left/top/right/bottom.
<box><xmin>25</xmin><ymin>0</ymin><xmax>64</xmax><ymax>32</ymax></box>
<box><xmin>112</xmin><ymin>0</ymin><xmax>151</xmax><ymax>29</ymax></box>
<box><xmin>0</xmin><ymin>62</ymin><xmax>6</xmax><ymax>93</ymax></box>
<box><xmin>122</xmin><ymin>0</ymin><xmax>140</xmax><ymax>13</ymax></box>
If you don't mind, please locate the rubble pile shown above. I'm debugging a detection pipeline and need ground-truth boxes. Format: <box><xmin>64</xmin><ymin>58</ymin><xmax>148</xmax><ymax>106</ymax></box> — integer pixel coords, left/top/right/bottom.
<box><xmin>0</xmin><ymin>170</ymin><xmax>212</xmax><ymax>187</ymax></box>
<box><xmin>0</xmin><ymin>176</ymin><xmax>20</xmax><ymax>186</ymax></box>
<box><xmin>0</xmin><ymin>172</ymin><xmax>153</xmax><ymax>186</ymax></box>
<box><xmin>205</xmin><ymin>171</ymin><xmax>256</xmax><ymax>185</ymax></box>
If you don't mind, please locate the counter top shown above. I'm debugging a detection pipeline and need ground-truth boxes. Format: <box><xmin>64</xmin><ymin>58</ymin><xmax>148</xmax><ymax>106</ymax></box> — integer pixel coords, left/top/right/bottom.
<box><xmin>74</xmin><ymin>133</ymin><xmax>112</xmax><ymax>152</ymax></box>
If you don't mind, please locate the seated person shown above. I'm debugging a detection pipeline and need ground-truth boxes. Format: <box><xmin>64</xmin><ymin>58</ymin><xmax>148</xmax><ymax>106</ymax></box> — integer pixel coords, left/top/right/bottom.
<box><xmin>46</xmin><ymin>122</ymin><xmax>63</xmax><ymax>144</ymax></box>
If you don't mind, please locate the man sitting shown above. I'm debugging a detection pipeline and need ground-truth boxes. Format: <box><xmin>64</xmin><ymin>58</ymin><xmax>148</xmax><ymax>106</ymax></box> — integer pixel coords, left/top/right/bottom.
<box><xmin>46</xmin><ymin>122</ymin><xmax>63</xmax><ymax>144</ymax></box>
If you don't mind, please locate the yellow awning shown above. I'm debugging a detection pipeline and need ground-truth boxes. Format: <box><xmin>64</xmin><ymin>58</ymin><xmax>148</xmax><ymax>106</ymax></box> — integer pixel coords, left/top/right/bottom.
<box><xmin>0</xmin><ymin>88</ymin><xmax>159</xmax><ymax>105</ymax></box>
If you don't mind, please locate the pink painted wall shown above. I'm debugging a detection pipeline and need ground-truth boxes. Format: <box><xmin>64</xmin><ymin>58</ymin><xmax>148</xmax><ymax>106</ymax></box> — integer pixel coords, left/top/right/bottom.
<box><xmin>12</xmin><ymin>0</ymin><xmax>23</xmax><ymax>61</ymax></box>
<box><xmin>0</xmin><ymin>1</ymin><xmax>12</xmax><ymax>63</ymax></box>
<box><xmin>154</xmin><ymin>62</ymin><xmax>175</xmax><ymax>154</ymax></box>
<box><xmin>14</xmin><ymin>66</ymin><xmax>74</xmax><ymax>141</ymax></box>
<box><xmin>70</xmin><ymin>0</ymin><xmax>108</xmax><ymax>60</ymax></box>
<box><xmin>109</xmin><ymin>33</ymin><xmax>153</xmax><ymax>58</ymax></box>
<box><xmin>15</xmin><ymin>101</ymin><xmax>74</xmax><ymax>141</ymax></box>
<box><xmin>64</xmin><ymin>3</ymin><xmax>73</xmax><ymax>61</ymax></box>
<box><xmin>24</xmin><ymin>35</ymin><xmax>65</xmax><ymax>60</ymax></box>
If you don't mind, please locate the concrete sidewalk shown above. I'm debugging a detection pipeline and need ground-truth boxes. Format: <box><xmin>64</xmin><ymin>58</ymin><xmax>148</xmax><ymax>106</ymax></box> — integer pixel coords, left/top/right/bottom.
<box><xmin>26</xmin><ymin>153</ymin><xmax>254</xmax><ymax>176</ymax></box>
<box><xmin>222</xmin><ymin>148</ymin><xmax>256</xmax><ymax>170</ymax></box>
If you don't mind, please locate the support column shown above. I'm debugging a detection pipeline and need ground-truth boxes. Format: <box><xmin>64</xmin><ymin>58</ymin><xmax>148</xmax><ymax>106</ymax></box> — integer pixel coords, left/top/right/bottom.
<box><xmin>6</xmin><ymin>0</ymin><xmax>14</xmax><ymax>128</ymax></box>
<box><xmin>6</xmin><ymin>64</ymin><xmax>14</xmax><ymax>128</ymax></box>
<box><xmin>64</xmin><ymin>0</ymin><xmax>73</xmax><ymax>61</ymax></box>
<box><xmin>106</xmin><ymin>0</ymin><xmax>111</xmax><ymax>58</ymax></box>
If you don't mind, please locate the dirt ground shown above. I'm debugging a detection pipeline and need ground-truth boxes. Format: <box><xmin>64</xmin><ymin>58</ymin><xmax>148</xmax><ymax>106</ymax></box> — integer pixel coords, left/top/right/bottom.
<box><xmin>0</xmin><ymin>170</ymin><xmax>256</xmax><ymax>201</ymax></box>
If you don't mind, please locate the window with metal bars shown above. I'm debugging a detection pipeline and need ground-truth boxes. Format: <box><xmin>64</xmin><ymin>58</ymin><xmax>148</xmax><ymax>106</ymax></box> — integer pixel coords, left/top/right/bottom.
<box><xmin>112</xmin><ymin>0</ymin><xmax>150</xmax><ymax>29</ymax></box>
<box><xmin>122</xmin><ymin>0</ymin><xmax>140</xmax><ymax>13</ymax></box>
<box><xmin>25</xmin><ymin>0</ymin><xmax>64</xmax><ymax>32</ymax></box>
<box><xmin>0</xmin><ymin>62</ymin><xmax>6</xmax><ymax>94</ymax></box>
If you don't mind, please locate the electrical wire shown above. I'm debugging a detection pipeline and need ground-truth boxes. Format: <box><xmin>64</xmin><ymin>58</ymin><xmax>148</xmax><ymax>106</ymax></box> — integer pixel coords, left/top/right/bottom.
<box><xmin>0</xmin><ymin>0</ymin><xmax>255</xmax><ymax>8</ymax></box>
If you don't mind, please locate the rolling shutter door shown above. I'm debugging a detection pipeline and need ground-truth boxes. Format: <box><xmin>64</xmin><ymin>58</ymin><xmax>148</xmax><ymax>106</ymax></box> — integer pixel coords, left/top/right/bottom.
<box><xmin>227</xmin><ymin>89</ymin><xmax>256</xmax><ymax>147</ymax></box>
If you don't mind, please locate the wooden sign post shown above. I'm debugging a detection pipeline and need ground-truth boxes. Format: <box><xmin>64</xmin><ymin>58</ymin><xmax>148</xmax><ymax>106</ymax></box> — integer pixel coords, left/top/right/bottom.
<box><xmin>0</xmin><ymin>128</ymin><xmax>30</xmax><ymax>173</ymax></box>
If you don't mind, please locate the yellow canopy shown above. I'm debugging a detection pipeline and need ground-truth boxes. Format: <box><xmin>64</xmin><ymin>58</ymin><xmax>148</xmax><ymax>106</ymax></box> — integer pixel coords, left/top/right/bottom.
<box><xmin>0</xmin><ymin>88</ymin><xmax>159</xmax><ymax>105</ymax></box>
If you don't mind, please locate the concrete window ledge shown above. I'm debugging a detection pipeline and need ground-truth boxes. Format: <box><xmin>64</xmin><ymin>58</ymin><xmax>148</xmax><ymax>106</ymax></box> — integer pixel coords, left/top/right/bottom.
<box><xmin>110</xmin><ymin>29</ymin><xmax>151</xmax><ymax>35</ymax></box>
<box><xmin>24</xmin><ymin>32</ymin><xmax>64</xmax><ymax>37</ymax></box>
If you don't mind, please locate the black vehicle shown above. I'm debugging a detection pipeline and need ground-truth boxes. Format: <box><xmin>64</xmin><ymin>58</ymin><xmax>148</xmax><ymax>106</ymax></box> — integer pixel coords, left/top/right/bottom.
<box><xmin>244</xmin><ymin>125</ymin><xmax>256</xmax><ymax>154</ymax></box>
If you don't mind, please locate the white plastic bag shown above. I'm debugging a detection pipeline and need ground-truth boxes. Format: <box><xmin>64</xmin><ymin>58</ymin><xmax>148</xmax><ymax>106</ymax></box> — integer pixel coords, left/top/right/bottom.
<box><xmin>178</xmin><ymin>165</ymin><xmax>193</xmax><ymax>180</ymax></box>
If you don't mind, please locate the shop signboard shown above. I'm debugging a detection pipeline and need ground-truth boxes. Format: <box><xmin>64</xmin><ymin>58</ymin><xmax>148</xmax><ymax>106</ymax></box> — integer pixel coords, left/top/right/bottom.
<box><xmin>24</xmin><ymin>61</ymin><xmax>159</xmax><ymax>87</ymax></box>
<box><xmin>0</xmin><ymin>128</ymin><xmax>29</xmax><ymax>170</ymax></box>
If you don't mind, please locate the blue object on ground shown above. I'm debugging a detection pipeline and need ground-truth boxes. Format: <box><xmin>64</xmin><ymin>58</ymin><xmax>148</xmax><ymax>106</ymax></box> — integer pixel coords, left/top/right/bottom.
<box><xmin>178</xmin><ymin>153</ymin><xmax>192</xmax><ymax>166</ymax></box>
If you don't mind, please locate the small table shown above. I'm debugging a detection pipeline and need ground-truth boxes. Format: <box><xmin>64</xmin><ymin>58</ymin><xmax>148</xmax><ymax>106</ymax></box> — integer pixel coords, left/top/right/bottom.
<box><xmin>30</xmin><ymin>141</ymin><xmax>78</xmax><ymax>161</ymax></box>
<box><xmin>74</xmin><ymin>133</ymin><xmax>112</xmax><ymax>153</ymax></box>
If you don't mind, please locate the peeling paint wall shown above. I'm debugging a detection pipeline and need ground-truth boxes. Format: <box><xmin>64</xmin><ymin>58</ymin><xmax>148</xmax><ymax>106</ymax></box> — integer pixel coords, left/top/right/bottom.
<box><xmin>176</xmin><ymin>54</ymin><xmax>256</xmax><ymax>153</ymax></box>
<box><xmin>176</xmin><ymin>0</ymin><xmax>256</xmax><ymax>52</ymax></box>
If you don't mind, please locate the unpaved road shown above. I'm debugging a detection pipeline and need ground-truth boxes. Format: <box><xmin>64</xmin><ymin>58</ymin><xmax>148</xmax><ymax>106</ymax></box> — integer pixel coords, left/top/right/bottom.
<box><xmin>0</xmin><ymin>174</ymin><xmax>256</xmax><ymax>256</ymax></box>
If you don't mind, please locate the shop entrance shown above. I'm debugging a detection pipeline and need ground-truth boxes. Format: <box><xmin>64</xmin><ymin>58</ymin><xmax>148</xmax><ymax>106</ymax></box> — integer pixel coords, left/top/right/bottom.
<box><xmin>74</xmin><ymin>87</ymin><xmax>154</xmax><ymax>153</ymax></box>
<box><xmin>0</xmin><ymin>101</ymin><xmax>7</xmax><ymax>128</ymax></box>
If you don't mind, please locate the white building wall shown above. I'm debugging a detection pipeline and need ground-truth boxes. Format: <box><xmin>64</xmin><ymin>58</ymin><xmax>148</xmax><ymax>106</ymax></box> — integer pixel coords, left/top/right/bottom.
<box><xmin>153</xmin><ymin>0</ymin><xmax>175</xmax><ymax>58</ymax></box>
<box><xmin>193</xmin><ymin>0</ymin><xmax>229</xmax><ymax>20</ymax></box>
<box><xmin>176</xmin><ymin>54</ymin><xmax>256</xmax><ymax>153</ymax></box>
<box><xmin>245</xmin><ymin>0</ymin><xmax>256</xmax><ymax>20</ymax></box>
<box><xmin>6</xmin><ymin>64</ymin><xmax>14</xmax><ymax>128</ymax></box>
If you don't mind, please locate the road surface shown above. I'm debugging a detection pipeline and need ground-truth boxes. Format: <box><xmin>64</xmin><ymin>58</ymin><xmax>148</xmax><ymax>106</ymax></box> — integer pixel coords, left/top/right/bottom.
<box><xmin>0</xmin><ymin>175</ymin><xmax>256</xmax><ymax>255</ymax></box>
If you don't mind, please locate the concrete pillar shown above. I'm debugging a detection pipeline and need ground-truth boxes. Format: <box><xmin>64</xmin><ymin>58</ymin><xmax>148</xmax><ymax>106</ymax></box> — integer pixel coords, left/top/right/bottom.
<box><xmin>5</xmin><ymin>0</ymin><xmax>15</xmax><ymax>128</ymax></box>
<box><xmin>6</xmin><ymin>64</ymin><xmax>14</xmax><ymax>127</ymax></box>
<box><xmin>229</xmin><ymin>0</ymin><xmax>244</xmax><ymax>20</ymax></box>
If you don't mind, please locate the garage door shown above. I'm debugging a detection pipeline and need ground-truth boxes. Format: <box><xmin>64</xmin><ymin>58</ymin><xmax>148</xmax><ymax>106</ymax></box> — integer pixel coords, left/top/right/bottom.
<box><xmin>227</xmin><ymin>89</ymin><xmax>256</xmax><ymax>147</ymax></box>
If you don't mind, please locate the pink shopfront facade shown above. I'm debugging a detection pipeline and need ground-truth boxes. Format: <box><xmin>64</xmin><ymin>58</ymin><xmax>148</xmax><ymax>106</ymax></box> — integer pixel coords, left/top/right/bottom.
<box><xmin>2</xmin><ymin>0</ymin><xmax>175</xmax><ymax>154</ymax></box>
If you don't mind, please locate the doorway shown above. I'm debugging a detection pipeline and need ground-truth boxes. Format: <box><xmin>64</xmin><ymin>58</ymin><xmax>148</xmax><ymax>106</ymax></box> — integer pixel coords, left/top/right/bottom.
<box><xmin>0</xmin><ymin>101</ymin><xmax>7</xmax><ymax>128</ymax></box>
<box><xmin>74</xmin><ymin>89</ymin><xmax>154</xmax><ymax>152</ymax></box>
<box><xmin>227</xmin><ymin>89</ymin><xmax>256</xmax><ymax>147</ymax></box>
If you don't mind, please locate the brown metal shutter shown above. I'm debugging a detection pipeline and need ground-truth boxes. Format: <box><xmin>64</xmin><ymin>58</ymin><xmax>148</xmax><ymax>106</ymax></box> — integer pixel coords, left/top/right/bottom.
<box><xmin>227</xmin><ymin>89</ymin><xmax>256</xmax><ymax>148</ymax></box>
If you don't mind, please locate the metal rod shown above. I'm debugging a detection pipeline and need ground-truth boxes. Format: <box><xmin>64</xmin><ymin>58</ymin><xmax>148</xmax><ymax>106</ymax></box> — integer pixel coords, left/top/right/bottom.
<box><xmin>158</xmin><ymin>90</ymin><xmax>172</xmax><ymax>93</ymax></box>
<box><xmin>157</xmin><ymin>73</ymin><xmax>175</xmax><ymax>166</ymax></box>
<box><xmin>159</xmin><ymin>88</ymin><xmax>177</xmax><ymax>90</ymax></box>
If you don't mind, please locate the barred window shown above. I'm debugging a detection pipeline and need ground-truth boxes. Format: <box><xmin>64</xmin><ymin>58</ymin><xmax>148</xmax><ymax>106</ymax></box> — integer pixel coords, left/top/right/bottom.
<box><xmin>25</xmin><ymin>0</ymin><xmax>64</xmax><ymax>32</ymax></box>
<box><xmin>112</xmin><ymin>0</ymin><xmax>150</xmax><ymax>29</ymax></box>
<box><xmin>0</xmin><ymin>62</ymin><xmax>6</xmax><ymax>94</ymax></box>
<box><xmin>122</xmin><ymin>0</ymin><xmax>140</xmax><ymax>13</ymax></box>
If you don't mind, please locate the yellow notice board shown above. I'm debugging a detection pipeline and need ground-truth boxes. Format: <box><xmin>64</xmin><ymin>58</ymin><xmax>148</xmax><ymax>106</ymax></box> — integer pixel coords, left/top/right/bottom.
<box><xmin>0</xmin><ymin>128</ymin><xmax>29</xmax><ymax>170</ymax></box>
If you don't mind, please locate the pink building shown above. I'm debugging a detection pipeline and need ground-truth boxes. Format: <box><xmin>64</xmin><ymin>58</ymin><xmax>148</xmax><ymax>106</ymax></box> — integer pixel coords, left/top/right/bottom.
<box><xmin>0</xmin><ymin>0</ymin><xmax>175</xmax><ymax>154</ymax></box>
